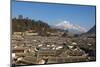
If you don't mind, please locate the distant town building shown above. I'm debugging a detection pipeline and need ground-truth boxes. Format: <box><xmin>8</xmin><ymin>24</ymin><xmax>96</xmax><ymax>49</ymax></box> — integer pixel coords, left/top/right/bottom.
<box><xmin>12</xmin><ymin>47</ymin><xmax>25</xmax><ymax>53</ymax></box>
<box><xmin>13</xmin><ymin>32</ymin><xmax>23</xmax><ymax>35</ymax></box>
<box><xmin>18</xmin><ymin>15</ymin><xmax>23</xmax><ymax>19</ymax></box>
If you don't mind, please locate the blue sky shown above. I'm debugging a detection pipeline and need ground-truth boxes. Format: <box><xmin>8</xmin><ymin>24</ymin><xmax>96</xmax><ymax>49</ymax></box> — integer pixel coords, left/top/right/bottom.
<box><xmin>12</xmin><ymin>1</ymin><xmax>96</xmax><ymax>30</ymax></box>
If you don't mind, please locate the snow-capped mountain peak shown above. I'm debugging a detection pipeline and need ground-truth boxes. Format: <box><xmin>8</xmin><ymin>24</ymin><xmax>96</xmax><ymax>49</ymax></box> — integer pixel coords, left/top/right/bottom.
<box><xmin>55</xmin><ymin>20</ymin><xmax>87</xmax><ymax>34</ymax></box>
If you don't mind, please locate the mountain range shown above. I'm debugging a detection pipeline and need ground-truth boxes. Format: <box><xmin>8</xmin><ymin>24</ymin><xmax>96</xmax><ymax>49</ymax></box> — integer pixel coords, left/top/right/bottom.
<box><xmin>12</xmin><ymin>16</ymin><xmax>95</xmax><ymax>35</ymax></box>
<box><xmin>53</xmin><ymin>20</ymin><xmax>87</xmax><ymax>34</ymax></box>
<box><xmin>87</xmin><ymin>25</ymin><xmax>96</xmax><ymax>34</ymax></box>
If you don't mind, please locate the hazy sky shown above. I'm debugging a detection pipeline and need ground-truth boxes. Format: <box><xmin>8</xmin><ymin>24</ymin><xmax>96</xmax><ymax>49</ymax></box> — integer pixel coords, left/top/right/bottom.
<box><xmin>12</xmin><ymin>0</ymin><xmax>96</xmax><ymax>30</ymax></box>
